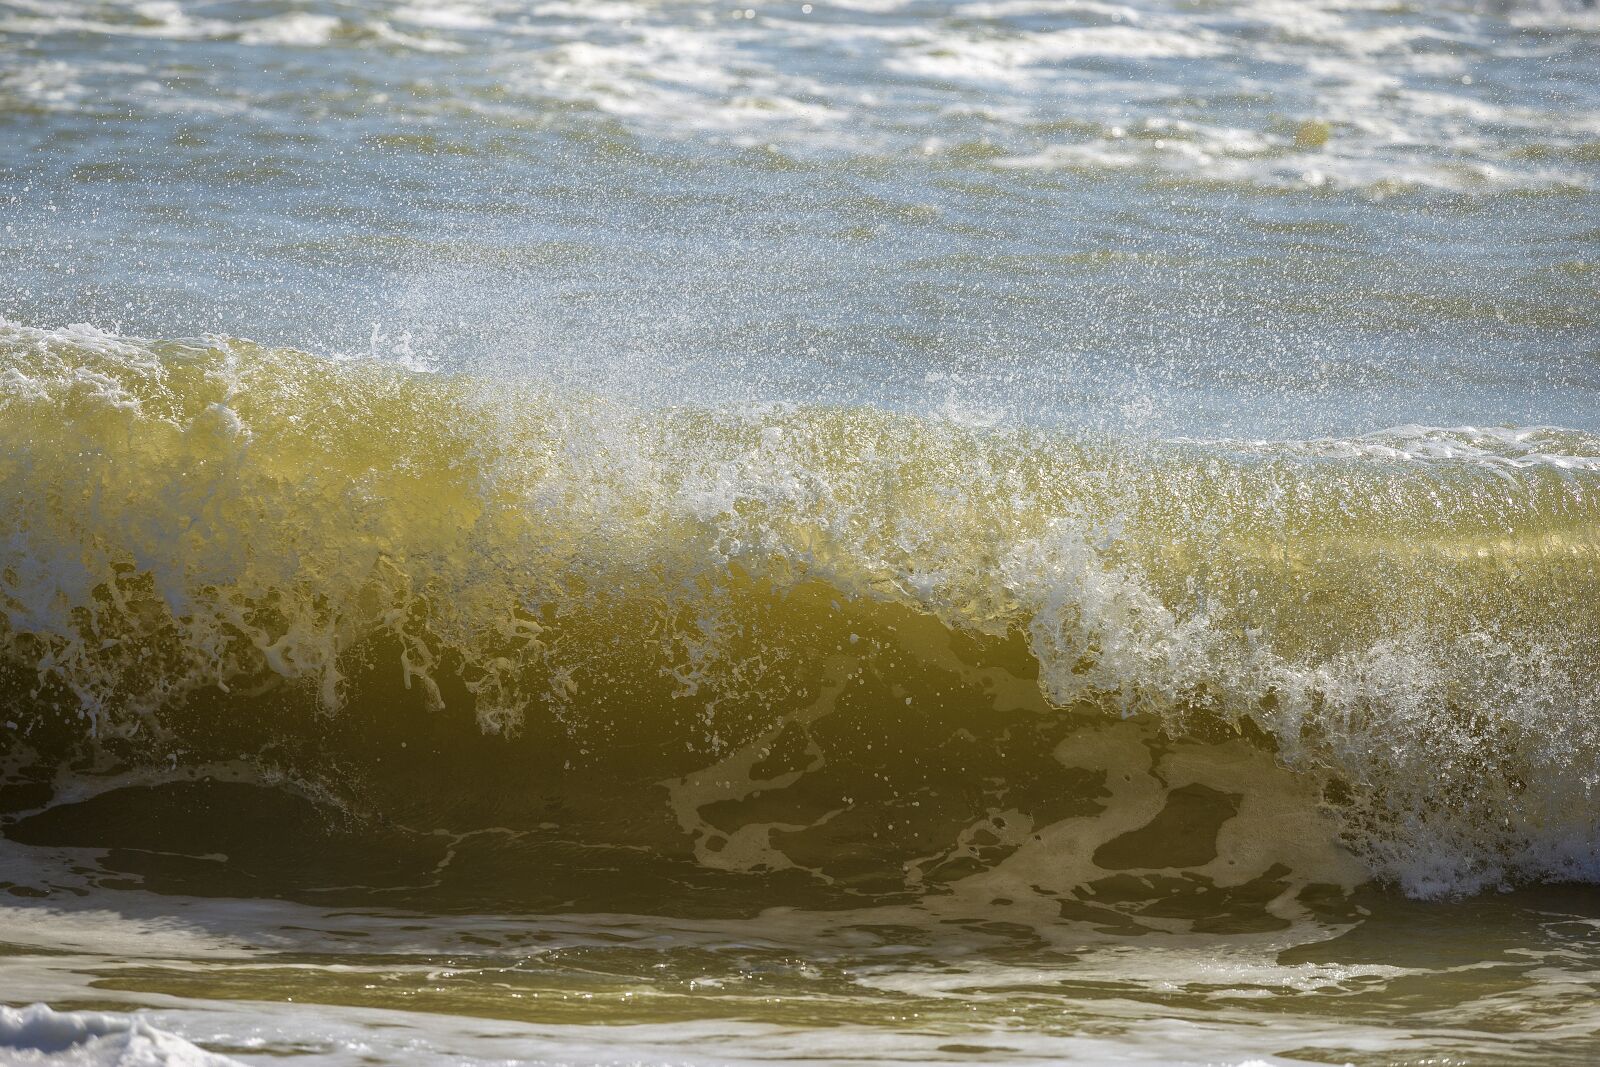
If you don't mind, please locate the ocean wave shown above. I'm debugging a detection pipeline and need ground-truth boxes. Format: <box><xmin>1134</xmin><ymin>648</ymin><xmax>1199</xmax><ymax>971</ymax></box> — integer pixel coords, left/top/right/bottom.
<box><xmin>1</xmin><ymin>319</ymin><xmax>1597</xmax><ymax>902</ymax></box>
<box><xmin>3</xmin><ymin>1</ymin><xmax>1596</xmax><ymax>192</ymax></box>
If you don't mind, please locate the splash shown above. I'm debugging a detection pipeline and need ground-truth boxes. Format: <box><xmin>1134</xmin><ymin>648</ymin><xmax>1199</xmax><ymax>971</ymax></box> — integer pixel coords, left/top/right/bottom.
<box><xmin>1</xmin><ymin>320</ymin><xmax>1598</xmax><ymax>902</ymax></box>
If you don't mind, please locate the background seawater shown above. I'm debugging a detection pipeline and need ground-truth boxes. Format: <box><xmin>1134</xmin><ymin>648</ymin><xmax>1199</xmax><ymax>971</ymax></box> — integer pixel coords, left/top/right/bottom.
<box><xmin>2</xmin><ymin>1</ymin><xmax>1599</xmax><ymax>1065</ymax></box>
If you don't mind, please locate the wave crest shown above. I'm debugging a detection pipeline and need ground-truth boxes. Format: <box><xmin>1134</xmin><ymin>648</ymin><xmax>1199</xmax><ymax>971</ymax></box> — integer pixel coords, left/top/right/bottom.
<box><xmin>2</xmin><ymin>320</ymin><xmax>1598</xmax><ymax>898</ymax></box>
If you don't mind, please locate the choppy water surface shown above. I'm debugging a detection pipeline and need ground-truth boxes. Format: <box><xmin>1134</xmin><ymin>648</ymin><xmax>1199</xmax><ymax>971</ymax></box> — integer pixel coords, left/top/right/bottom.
<box><xmin>2</xmin><ymin>1</ymin><xmax>1599</xmax><ymax>1065</ymax></box>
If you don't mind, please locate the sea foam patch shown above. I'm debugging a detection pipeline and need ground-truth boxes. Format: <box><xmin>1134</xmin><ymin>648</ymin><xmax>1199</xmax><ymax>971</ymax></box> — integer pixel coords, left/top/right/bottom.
<box><xmin>0</xmin><ymin>1005</ymin><xmax>242</xmax><ymax>1066</ymax></box>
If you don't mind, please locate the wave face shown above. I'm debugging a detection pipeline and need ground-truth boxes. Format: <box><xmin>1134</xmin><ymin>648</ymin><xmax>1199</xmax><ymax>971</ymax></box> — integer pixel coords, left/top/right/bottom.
<box><xmin>2</xmin><ymin>319</ymin><xmax>1597</xmax><ymax>908</ymax></box>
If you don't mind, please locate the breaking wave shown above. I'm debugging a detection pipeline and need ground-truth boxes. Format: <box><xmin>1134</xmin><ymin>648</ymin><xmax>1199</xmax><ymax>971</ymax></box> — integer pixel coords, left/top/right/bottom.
<box><xmin>2</xmin><ymin>319</ymin><xmax>1598</xmax><ymax>907</ymax></box>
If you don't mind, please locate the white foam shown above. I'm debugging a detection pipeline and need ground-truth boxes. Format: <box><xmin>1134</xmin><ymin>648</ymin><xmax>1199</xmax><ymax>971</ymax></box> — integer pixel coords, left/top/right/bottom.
<box><xmin>8</xmin><ymin>0</ymin><xmax>1589</xmax><ymax>190</ymax></box>
<box><xmin>0</xmin><ymin>1005</ymin><xmax>241</xmax><ymax>1067</ymax></box>
<box><xmin>236</xmin><ymin>14</ymin><xmax>341</xmax><ymax>48</ymax></box>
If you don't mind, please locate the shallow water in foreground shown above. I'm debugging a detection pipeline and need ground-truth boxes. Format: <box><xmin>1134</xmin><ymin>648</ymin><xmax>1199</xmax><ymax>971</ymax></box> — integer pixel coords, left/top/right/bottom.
<box><xmin>3</xmin><ymin>0</ymin><xmax>1600</xmax><ymax>1063</ymax></box>
<box><xmin>2</xmin><ymin>860</ymin><xmax>1599</xmax><ymax>1065</ymax></box>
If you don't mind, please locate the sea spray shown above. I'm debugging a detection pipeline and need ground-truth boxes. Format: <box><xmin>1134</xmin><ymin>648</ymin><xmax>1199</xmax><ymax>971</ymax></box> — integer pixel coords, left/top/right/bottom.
<box><xmin>3</xmin><ymin>320</ymin><xmax>1597</xmax><ymax>904</ymax></box>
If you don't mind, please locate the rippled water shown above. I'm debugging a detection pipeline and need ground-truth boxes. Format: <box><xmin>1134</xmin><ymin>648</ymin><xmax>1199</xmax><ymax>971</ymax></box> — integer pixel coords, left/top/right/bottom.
<box><xmin>6</xmin><ymin>0</ymin><xmax>1599</xmax><ymax>433</ymax></box>
<box><xmin>2</xmin><ymin>2</ymin><xmax>1599</xmax><ymax>1065</ymax></box>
